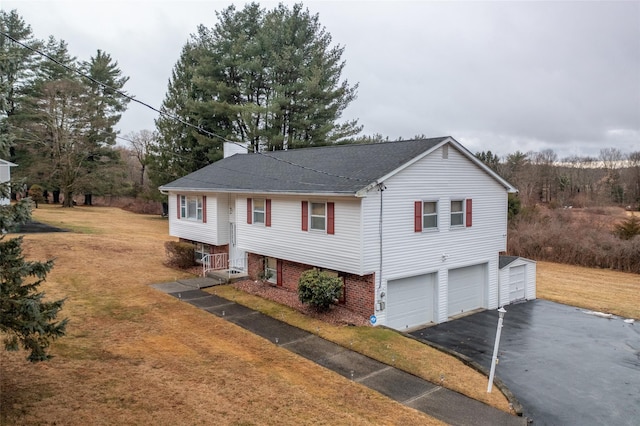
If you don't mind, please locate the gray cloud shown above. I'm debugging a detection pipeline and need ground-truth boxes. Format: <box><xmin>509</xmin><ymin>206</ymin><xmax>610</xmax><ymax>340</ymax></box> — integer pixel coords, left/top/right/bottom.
<box><xmin>5</xmin><ymin>0</ymin><xmax>639</xmax><ymax>159</ymax></box>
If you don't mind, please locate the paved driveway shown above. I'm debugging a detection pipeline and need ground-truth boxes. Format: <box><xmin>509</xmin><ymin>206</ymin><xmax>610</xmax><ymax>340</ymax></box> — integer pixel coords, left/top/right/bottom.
<box><xmin>410</xmin><ymin>300</ymin><xmax>640</xmax><ymax>425</ymax></box>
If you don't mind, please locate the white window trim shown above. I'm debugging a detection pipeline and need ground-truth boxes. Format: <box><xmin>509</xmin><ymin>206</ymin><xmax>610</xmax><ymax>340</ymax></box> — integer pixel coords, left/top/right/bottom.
<box><xmin>422</xmin><ymin>200</ymin><xmax>439</xmax><ymax>231</ymax></box>
<box><xmin>253</xmin><ymin>198</ymin><xmax>265</xmax><ymax>225</ymax></box>
<box><xmin>309</xmin><ymin>201</ymin><xmax>326</xmax><ymax>232</ymax></box>
<box><xmin>450</xmin><ymin>199</ymin><xmax>465</xmax><ymax>228</ymax></box>
<box><xmin>180</xmin><ymin>195</ymin><xmax>203</xmax><ymax>222</ymax></box>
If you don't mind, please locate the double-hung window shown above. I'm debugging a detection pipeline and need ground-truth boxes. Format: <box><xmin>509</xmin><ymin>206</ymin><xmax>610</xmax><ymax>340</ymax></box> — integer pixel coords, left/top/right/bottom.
<box><xmin>179</xmin><ymin>195</ymin><xmax>203</xmax><ymax>221</ymax></box>
<box><xmin>310</xmin><ymin>202</ymin><xmax>326</xmax><ymax>231</ymax></box>
<box><xmin>423</xmin><ymin>201</ymin><xmax>438</xmax><ymax>229</ymax></box>
<box><xmin>450</xmin><ymin>200</ymin><xmax>464</xmax><ymax>226</ymax></box>
<box><xmin>414</xmin><ymin>200</ymin><xmax>438</xmax><ymax>232</ymax></box>
<box><xmin>301</xmin><ymin>201</ymin><xmax>335</xmax><ymax>234</ymax></box>
<box><xmin>253</xmin><ymin>199</ymin><xmax>265</xmax><ymax>224</ymax></box>
<box><xmin>264</xmin><ymin>257</ymin><xmax>277</xmax><ymax>284</ymax></box>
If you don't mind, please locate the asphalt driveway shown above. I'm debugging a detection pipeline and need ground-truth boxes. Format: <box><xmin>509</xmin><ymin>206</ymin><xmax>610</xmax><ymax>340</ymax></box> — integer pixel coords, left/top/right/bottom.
<box><xmin>410</xmin><ymin>300</ymin><xmax>640</xmax><ymax>425</ymax></box>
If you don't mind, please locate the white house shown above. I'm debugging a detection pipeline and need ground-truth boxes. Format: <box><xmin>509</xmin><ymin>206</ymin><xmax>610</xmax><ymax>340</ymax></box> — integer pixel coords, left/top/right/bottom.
<box><xmin>160</xmin><ymin>137</ymin><xmax>536</xmax><ymax>330</ymax></box>
<box><xmin>0</xmin><ymin>159</ymin><xmax>17</xmax><ymax>205</ymax></box>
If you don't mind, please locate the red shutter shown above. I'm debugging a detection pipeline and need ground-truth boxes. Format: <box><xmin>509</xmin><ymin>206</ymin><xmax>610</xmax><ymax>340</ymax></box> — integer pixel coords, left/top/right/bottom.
<box><xmin>202</xmin><ymin>196</ymin><xmax>207</xmax><ymax>223</ymax></box>
<box><xmin>265</xmin><ymin>199</ymin><xmax>271</xmax><ymax>227</ymax></box>
<box><xmin>466</xmin><ymin>199</ymin><xmax>473</xmax><ymax>227</ymax></box>
<box><xmin>327</xmin><ymin>202</ymin><xmax>335</xmax><ymax>234</ymax></box>
<box><xmin>276</xmin><ymin>260</ymin><xmax>283</xmax><ymax>287</ymax></box>
<box><xmin>177</xmin><ymin>194</ymin><xmax>181</xmax><ymax>219</ymax></box>
<box><xmin>414</xmin><ymin>201</ymin><xmax>422</xmax><ymax>232</ymax></box>
<box><xmin>301</xmin><ymin>201</ymin><xmax>308</xmax><ymax>231</ymax></box>
<box><xmin>247</xmin><ymin>198</ymin><xmax>252</xmax><ymax>224</ymax></box>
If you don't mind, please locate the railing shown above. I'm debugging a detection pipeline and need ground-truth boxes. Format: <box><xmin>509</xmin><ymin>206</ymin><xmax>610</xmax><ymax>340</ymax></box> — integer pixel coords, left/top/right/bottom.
<box><xmin>201</xmin><ymin>253</ymin><xmax>228</xmax><ymax>277</ymax></box>
<box><xmin>228</xmin><ymin>255</ymin><xmax>246</xmax><ymax>275</ymax></box>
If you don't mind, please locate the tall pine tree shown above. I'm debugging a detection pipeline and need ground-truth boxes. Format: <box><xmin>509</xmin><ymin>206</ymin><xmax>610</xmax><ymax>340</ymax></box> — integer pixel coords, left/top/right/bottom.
<box><xmin>151</xmin><ymin>2</ymin><xmax>360</xmax><ymax>186</ymax></box>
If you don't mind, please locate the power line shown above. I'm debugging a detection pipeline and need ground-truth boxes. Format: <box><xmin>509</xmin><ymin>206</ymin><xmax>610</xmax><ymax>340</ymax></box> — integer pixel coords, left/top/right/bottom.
<box><xmin>0</xmin><ymin>31</ymin><xmax>369</xmax><ymax>184</ymax></box>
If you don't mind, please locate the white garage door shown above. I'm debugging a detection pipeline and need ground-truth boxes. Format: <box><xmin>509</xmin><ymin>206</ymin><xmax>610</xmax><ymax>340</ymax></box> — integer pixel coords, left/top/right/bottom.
<box><xmin>448</xmin><ymin>264</ymin><xmax>486</xmax><ymax>317</ymax></box>
<box><xmin>509</xmin><ymin>265</ymin><xmax>526</xmax><ymax>302</ymax></box>
<box><xmin>386</xmin><ymin>273</ymin><xmax>436</xmax><ymax>330</ymax></box>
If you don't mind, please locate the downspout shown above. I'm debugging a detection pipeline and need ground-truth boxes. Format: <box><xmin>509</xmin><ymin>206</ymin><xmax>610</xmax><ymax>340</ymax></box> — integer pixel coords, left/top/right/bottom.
<box><xmin>377</xmin><ymin>182</ymin><xmax>386</xmax><ymax>289</ymax></box>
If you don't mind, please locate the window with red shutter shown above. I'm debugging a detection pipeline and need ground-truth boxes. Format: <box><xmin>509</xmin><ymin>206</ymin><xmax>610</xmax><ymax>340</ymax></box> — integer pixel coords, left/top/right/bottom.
<box><xmin>202</xmin><ymin>196</ymin><xmax>207</xmax><ymax>223</ymax></box>
<box><xmin>466</xmin><ymin>199</ymin><xmax>473</xmax><ymax>227</ymax></box>
<box><xmin>247</xmin><ymin>198</ymin><xmax>252</xmax><ymax>224</ymax></box>
<box><xmin>327</xmin><ymin>202</ymin><xmax>335</xmax><ymax>234</ymax></box>
<box><xmin>177</xmin><ymin>194</ymin><xmax>181</xmax><ymax>219</ymax></box>
<box><xmin>276</xmin><ymin>259</ymin><xmax>283</xmax><ymax>287</ymax></box>
<box><xmin>414</xmin><ymin>201</ymin><xmax>422</xmax><ymax>232</ymax></box>
<box><xmin>301</xmin><ymin>201</ymin><xmax>308</xmax><ymax>231</ymax></box>
<box><xmin>265</xmin><ymin>199</ymin><xmax>271</xmax><ymax>227</ymax></box>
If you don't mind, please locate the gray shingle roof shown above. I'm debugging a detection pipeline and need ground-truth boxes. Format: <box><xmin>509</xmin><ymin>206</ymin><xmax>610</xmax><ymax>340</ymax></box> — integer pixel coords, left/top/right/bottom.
<box><xmin>499</xmin><ymin>255</ymin><xmax>520</xmax><ymax>269</ymax></box>
<box><xmin>161</xmin><ymin>137</ymin><xmax>449</xmax><ymax>194</ymax></box>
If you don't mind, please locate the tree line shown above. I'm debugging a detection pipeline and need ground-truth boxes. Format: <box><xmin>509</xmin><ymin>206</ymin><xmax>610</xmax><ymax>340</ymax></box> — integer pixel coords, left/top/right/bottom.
<box><xmin>1</xmin><ymin>10</ymin><xmax>129</xmax><ymax>207</ymax></box>
<box><xmin>476</xmin><ymin>148</ymin><xmax>640</xmax><ymax>210</ymax></box>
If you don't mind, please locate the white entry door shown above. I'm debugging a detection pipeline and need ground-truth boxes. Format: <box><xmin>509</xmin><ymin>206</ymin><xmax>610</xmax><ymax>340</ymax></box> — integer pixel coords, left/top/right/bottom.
<box><xmin>228</xmin><ymin>197</ymin><xmax>245</xmax><ymax>271</ymax></box>
<box><xmin>448</xmin><ymin>264</ymin><xmax>486</xmax><ymax>317</ymax></box>
<box><xmin>386</xmin><ymin>273</ymin><xmax>436</xmax><ymax>331</ymax></box>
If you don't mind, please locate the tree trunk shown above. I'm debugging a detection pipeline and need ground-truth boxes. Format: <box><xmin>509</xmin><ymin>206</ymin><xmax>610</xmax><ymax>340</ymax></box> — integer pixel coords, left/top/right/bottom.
<box><xmin>62</xmin><ymin>190</ymin><xmax>74</xmax><ymax>207</ymax></box>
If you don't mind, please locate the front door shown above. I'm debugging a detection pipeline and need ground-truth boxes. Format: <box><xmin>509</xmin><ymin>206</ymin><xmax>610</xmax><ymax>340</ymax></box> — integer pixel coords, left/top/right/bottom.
<box><xmin>228</xmin><ymin>196</ymin><xmax>246</xmax><ymax>271</ymax></box>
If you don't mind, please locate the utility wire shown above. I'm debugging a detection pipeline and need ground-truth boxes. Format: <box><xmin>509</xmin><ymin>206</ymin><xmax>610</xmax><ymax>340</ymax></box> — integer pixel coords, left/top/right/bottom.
<box><xmin>1</xmin><ymin>31</ymin><xmax>369</xmax><ymax>184</ymax></box>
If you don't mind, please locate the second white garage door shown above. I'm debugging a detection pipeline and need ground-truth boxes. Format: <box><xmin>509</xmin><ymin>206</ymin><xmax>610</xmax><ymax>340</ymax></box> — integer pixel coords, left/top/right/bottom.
<box><xmin>448</xmin><ymin>264</ymin><xmax>487</xmax><ymax>317</ymax></box>
<box><xmin>386</xmin><ymin>273</ymin><xmax>436</xmax><ymax>331</ymax></box>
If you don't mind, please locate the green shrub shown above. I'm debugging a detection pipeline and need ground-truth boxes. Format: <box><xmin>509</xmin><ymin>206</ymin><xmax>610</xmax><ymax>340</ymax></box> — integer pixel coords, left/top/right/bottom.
<box><xmin>298</xmin><ymin>268</ymin><xmax>343</xmax><ymax>312</ymax></box>
<box><xmin>164</xmin><ymin>241</ymin><xmax>195</xmax><ymax>269</ymax></box>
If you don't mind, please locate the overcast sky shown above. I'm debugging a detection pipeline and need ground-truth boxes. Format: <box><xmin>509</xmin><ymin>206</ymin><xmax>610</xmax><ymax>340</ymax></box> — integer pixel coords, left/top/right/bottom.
<box><xmin>4</xmin><ymin>0</ymin><xmax>639</xmax><ymax>159</ymax></box>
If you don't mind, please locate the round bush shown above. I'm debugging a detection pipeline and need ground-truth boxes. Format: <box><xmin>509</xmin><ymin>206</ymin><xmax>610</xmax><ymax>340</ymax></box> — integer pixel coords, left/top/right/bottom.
<box><xmin>298</xmin><ymin>269</ymin><xmax>343</xmax><ymax>312</ymax></box>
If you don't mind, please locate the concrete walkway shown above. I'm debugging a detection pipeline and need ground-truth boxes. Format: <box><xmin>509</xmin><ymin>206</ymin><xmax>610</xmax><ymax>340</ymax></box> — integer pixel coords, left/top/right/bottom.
<box><xmin>152</xmin><ymin>279</ymin><xmax>527</xmax><ymax>426</ymax></box>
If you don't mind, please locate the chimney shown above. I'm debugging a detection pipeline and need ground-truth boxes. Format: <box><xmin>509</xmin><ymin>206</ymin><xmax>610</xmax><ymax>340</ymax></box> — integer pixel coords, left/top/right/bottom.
<box><xmin>223</xmin><ymin>141</ymin><xmax>248</xmax><ymax>158</ymax></box>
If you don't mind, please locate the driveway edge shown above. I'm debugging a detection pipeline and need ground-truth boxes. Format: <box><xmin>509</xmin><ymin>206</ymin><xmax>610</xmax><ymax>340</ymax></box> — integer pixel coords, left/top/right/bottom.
<box><xmin>403</xmin><ymin>330</ymin><xmax>525</xmax><ymax>417</ymax></box>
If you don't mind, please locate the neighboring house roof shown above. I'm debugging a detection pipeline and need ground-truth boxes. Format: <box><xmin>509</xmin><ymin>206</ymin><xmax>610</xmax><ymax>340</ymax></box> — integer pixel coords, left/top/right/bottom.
<box><xmin>160</xmin><ymin>136</ymin><xmax>517</xmax><ymax>196</ymax></box>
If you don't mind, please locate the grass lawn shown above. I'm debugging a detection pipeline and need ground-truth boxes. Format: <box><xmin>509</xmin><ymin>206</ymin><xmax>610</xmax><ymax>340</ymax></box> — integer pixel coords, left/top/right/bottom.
<box><xmin>1</xmin><ymin>205</ymin><xmax>454</xmax><ymax>425</ymax></box>
<box><xmin>536</xmin><ymin>261</ymin><xmax>639</xmax><ymax>320</ymax></box>
<box><xmin>3</xmin><ymin>205</ymin><xmax>635</xmax><ymax>425</ymax></box>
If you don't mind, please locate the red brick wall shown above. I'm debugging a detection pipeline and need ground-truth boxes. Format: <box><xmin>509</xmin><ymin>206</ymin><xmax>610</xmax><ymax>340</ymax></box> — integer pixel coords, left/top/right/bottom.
<box><xmin>246</xmin><ymin>252</ymin><xmax>375</xmax><ymax>319</ymax></box>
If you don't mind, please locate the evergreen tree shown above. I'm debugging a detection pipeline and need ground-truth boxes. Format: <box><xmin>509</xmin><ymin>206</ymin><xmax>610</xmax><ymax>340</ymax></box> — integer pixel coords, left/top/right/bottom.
<box><xmin>0</xmin><ymin>183</ymin><xmax>67</xmax><ymax>362</ymax></box>
<box><xmin>0</xmin><ymin>10</ymin><xmax>41</xmax><ymax>157</ymax></box>
<box><xmin>152</xmin><ymin>2</ymin><xmax>360</xmax><ymax>185</ymax></box>
<box><xmin>151</xmin><ymin>32</ymin><xmax>222</xmax><ymax>189</ymax></box>
<box><xmin>78</xmin><ymin>50</ymin><xmax>130</xmax><ymax>205</ymax></box>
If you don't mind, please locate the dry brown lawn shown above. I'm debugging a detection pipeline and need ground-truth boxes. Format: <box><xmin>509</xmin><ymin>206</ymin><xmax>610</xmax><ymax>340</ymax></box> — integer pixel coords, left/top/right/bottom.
<box><xmin>1</xmin><ymin>205</ymin><xmax>458</xmax><ymax>425</ymax></box>
<box><xmin>537</xmin><ymin>261</ymin><xmax>640</xmax><ymax>319</ymax></box>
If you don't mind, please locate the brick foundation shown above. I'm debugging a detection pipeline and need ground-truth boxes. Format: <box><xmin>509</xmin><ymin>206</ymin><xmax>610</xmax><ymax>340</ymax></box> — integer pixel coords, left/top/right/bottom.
<box><xmin>247</xmin><ymin>252</ymin><xmax>375</xmax><ymax>319</ymax></box>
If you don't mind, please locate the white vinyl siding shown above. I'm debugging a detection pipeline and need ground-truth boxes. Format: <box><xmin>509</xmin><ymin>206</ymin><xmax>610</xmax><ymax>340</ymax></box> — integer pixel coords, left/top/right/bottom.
<box><xmin>237</xmin><ymin>195</ymin><xmax>362</xmax><ymax>274</ymax></box>
<box><xmin>362</xmin><ymin>145</ymin><xmax>507</xmax><ymax>326</ymax></box>
<box><xmin>168</xmin><ymin>193</ymin><xmax>222</xmax><ymax>245</ymax></box>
